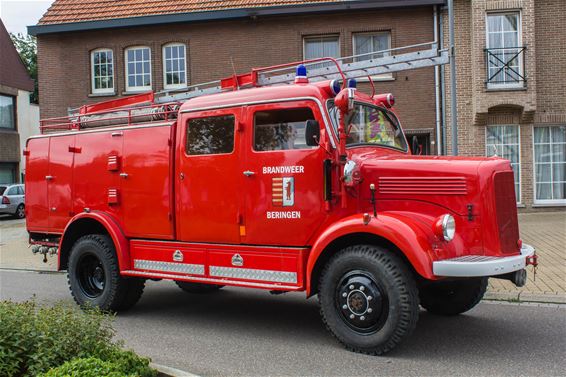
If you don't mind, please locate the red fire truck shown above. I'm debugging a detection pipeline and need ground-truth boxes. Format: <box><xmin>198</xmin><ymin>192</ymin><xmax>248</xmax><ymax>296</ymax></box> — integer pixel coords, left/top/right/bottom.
<box><xmin>25</xmin><ymin>47</ymin><xmax>536</xmax><ymax>354</ymax></box>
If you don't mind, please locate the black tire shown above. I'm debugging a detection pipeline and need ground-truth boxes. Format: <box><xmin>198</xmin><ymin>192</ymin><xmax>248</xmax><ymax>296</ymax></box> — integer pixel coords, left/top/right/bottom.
<box><xmin>419</xmin><ymin>277</ymin><xmax>488</xmax><ymax>316</ymax></box>
<box><xmin>318</xmin><ymin>245</ymin><xmax>419</xmax><ymax>355</ymax></box>
<box><xmin>175</xmin><ymin>281</ymin><xmax>224</xmax><ymax>294</ymax></box>
<box><xmin>14</xmin><ymin>204</ymin><xmax>25</xmax><ymax>219</ymax></box>
<box><xmin>68</xmin><ymin>234</ymin><xmax>145</xmax><ymax>312</ymax></box>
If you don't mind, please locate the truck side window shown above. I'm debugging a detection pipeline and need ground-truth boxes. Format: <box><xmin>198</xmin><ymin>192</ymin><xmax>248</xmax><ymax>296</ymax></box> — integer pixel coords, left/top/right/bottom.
<box><xmin>254</xmin><ymin>108</ymin><xmax>316</xmax><ymax>151</ymax></box>
<box><xmin>186</xmin><ymin>115</ymin><xmax>235</xmax><ymax>155</ymax></box>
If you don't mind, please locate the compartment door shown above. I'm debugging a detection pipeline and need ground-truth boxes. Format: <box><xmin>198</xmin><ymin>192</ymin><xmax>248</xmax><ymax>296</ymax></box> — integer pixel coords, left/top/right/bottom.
<box><xmin>176</xmin><ymin>109</ymin><xmax>242</xmax><ymax>243</ymax></box>
<box><xmin>47</xmin><ymin>135</ymin><xmax>76</xmax><ymax>232</ymax></box>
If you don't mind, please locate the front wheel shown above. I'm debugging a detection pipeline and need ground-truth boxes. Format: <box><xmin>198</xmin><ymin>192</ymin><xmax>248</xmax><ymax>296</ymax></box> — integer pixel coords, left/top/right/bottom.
<box><xmin>419</xmin><ymin>278</ymin><xmax>488</xmax><ymax>316</ymax></box>
<box><xmin>14</xmin><ymin>204</ymin><xmax>25</xmax><ymax>219</ymax></box>
<box><xmin>68</xmin><ymin>234</ymin><xmax>145</xmax><ymax>312</ymax></box>
<box><xmin>318</xmin><ymin>245</ymin><xmax>419</xmax><ymax>355</ymax></box>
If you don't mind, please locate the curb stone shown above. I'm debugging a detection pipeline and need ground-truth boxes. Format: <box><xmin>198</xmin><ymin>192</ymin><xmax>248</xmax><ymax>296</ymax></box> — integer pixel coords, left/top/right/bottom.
<box><xmin>484</xmin><ymin>291</ymin><xmax>566</xmax><ymax>304</ymax></box>
<box><xmin>151</xmin><ymin>363</ymin><xmax>201</xmax><ymax>377</ymax></box>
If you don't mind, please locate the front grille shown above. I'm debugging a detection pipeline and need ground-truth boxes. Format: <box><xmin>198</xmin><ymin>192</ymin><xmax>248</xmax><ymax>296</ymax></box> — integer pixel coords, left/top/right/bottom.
<box><xmin>493</xmin><ymin>171</ymin><xmax>520</xmax><ymax>254</ymax></box>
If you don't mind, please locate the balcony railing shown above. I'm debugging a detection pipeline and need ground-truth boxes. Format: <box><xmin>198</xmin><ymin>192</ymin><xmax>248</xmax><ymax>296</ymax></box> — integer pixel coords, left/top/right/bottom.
<box><xmin>485</xmin><ymin>47</ymin><xmax>526</xmax><ymax>88</ymax></box>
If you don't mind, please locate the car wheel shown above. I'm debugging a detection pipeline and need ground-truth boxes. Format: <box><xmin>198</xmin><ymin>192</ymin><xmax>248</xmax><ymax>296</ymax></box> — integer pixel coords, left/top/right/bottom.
<box><xmin>14</xmin><ymin>204</ymin><xmax>25</xmax><ymax>219</ymax></box>
<box><xmin>175</xmin><ymin>281</ymin><xmax>224</xmax><ymax>294</ymax></box>
<box><xmin>68</xmin><ymin>234</ymin><xmax>145</xmax><ymax>311</ymax></box>
<box><xmin>318</xmin><ymin>244</ymin><xmax>419</xmax><ymax>355</ymax></box>
<box><xmin>419</xmin><ymin>277</ymin><xmax>488</xmax><ymax>316</ymax></box>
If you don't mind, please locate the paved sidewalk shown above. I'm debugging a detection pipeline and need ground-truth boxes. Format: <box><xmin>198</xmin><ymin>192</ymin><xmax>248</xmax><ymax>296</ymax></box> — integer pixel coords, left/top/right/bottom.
<box><xmin>486</xmin><ymin>211</ymin><xmax>566</xmax><ymax>303</ymax></box>
<box><xmin>1</xmin><ymin>212</ymin><xmax>565</xmax><ymax>303</ymax></box>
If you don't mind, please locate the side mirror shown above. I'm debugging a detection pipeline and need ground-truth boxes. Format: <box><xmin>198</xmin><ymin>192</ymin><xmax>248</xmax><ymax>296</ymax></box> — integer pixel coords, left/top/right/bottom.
<box><xmin>305</xmin><ymin>120</ymin><xmax>320</xmax><ymax>146</ymax></box>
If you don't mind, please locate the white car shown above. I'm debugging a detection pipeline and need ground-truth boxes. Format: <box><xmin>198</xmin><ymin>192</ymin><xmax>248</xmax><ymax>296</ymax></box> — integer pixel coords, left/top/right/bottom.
<box><xmin>0</xmin><ymin>184</ymin><xmax>25</xmax><ymax>219</ymax></box>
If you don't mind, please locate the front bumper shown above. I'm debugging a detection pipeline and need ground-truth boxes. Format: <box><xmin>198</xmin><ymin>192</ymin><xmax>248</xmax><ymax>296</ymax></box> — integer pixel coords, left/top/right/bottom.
<box><xmin>433</xmin><ymin>244</ymin><xmax>535</xmax><ymax>277</ymax></box>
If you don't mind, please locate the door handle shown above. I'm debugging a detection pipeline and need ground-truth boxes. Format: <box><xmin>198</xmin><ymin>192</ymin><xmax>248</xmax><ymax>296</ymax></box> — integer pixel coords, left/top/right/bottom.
<box><xmin>243</xmin><ymin>170</ymin><xmax>255</xmax><ymax>177</ymax></box>
<box><xmin>120</xmin><ymin>173</ymin><xmax>129</xmax><ymax>178</ymax></box>
<box><xmin>45</xmin><ymin>175</ymin><xmax>53</xmax><ymax>181</ymax></box>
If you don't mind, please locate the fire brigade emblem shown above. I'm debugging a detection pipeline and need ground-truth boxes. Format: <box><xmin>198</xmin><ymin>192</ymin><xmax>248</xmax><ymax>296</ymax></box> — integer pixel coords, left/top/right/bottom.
<box><xmin>272</xmin><ymin>177</ymin><xmax>294</xmax><ymax>207</ymax></box>
<box><xmin>173</xmin><ymin>250</ymin><xmax>183</xmax><ymax>262</ymax></box>
<box><xmin>231</xmin><ymin>253</ymin><xmax>244</xmax><ymax>267</ymax></box>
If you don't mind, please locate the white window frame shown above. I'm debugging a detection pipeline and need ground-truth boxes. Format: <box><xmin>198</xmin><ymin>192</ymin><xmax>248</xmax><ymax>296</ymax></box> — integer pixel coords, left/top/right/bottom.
<box><xmin>125</xmin><ymin>46</ymin><xmax>152</xmax><ymax>92</ymax></box>
<box><xmin>90</xmin><ymin>48</ymin><xmax>114</xmax><ymax>94</ymax></box>
<box><xmin>532</xmin><ymin>125</ymin><xmax>566</xmax><ymax>206</ymax></box>
<box><xmin>302</xmin><ymin>35</ymin><xmax>340</xmax><ymax>69</ymax></box>
<box><xmin>352</xmin><ymin>31</ymin><xmax>393</xmax><ymax>80</ymax></box>
<box><xmin>485</xmin><ymin>125</ymin><xmax>522</xmax><ymax>204</ymax></box>
<box><xmin>162</xmin><ymin>43</ymin><xmax>188</xmax><ymax>90</ymax></box>
<box><xmin>485</xmin><ymin>11</ymin><xmax>523</xmax><ymax>89</ymax></box>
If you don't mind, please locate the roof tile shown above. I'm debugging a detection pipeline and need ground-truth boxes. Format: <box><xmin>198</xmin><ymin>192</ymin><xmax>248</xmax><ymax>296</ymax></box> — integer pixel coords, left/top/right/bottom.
<box><xmin>38</xmin><ymin>0</ymin><xmax>340</xmax><ymax>25</ymax></box>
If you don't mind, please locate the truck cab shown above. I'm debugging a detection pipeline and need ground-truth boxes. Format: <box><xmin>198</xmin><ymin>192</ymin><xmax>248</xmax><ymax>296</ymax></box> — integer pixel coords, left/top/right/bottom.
<box><xmin>25</xmin><ymin>63</ymin><xmax>536</xmax><ymax>355</ymax></box>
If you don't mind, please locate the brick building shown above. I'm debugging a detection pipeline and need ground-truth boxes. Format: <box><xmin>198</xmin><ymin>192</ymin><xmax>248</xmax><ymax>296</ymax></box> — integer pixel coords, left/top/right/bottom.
<box><xmin>0</xmin><ymin>19</ymin><xmax>38</xmax><ymax>183</ymax></box>
<box><xmin>29</xmin><ymin>0</ymin><xmax>445</xmax><ymax>155</ymax></box>
<box><xmin>29</xmin><ymin>0</ymin><xmax>565</xmax><ymax>209</ymax></box>
<box><xmin>443</xmin><ymin>0</ymin><xmax>566</xmax><ymax>209</ymax></box>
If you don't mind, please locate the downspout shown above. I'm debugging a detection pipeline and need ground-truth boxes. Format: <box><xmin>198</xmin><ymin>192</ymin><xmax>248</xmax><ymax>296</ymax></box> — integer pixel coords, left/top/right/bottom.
<box><xmin>439</xmin><ymin>6</ymin><xmax>447</xmax><ymax>155</ymax></box>
<box><xmin>434</xmin><ymin>5</ymin><xmax>442</xmax><ymax>155</ymax></box>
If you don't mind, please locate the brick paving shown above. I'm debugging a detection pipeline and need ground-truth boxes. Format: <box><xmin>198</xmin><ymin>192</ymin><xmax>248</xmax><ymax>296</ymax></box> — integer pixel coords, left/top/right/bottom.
<box><xmin>486</xmin><ymin>211</ymin><xmax>566</xmax><ymax>303</ymax></box>
<box><xmin>1</xmin><ymin>213</ymin><xmax>565</xmax><ymax>303</ymax></box>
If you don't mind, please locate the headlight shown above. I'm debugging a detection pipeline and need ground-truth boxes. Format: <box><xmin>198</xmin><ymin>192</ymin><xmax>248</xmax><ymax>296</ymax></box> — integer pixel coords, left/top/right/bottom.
<box><xmin>434</xmin><ymin>214</ymin><xmax>456</xmax><ymax>241</ymax></box>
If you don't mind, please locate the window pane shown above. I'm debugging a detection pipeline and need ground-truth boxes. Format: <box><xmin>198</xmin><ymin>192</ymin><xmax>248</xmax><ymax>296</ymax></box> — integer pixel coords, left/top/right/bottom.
<box><xmin>535</xmin><ymin>144</ymin><xmax>551</xmax><ymax>163</ymax></box>
<box><xmin>254</xmin><ymin>108</ymin><xmax>316</xmax><ymax>151</ymax></box>
<box><xmin>128</xmin><ymin>76</ymin><xmax>135</xmax><ymax>87</ymax></box>
<box><xmin>503</xmin><ymin>14</ymin><xmax>518</xmax><ymax>31</ymax></box>
<box><xmin>142</xmin><ymin>48</ymin><xmax>149</xmax><ymax>60</ymax></box>
<box><xmin>107</xmin><ymin>51</ymin><xmax>113</xmax><ymax>63</ymax></box>
<box><xmin>536</xmin><ymin>163</ymin><xmax>551</xmax><ymax>183</ymax></box>
<box><xmin>128</xmin><ymin>50</ymin><xmax>134</xmax><ymax>61</ymax></box>
<box><xmin>552</xmin><ymin>143</ymin><xmax>566</xmax><ymax>162</ymax></box>
<box><xmin>553</xmin><ymin>182</ymin><xmax>566</xmax><ymax>200</ymax></box>
<box><xmin>553</xmin><ymin>163</ymin><xmax>566</xmax><ymax>182</ymax></box>
<box><xmin>552</xmin><ymin>126</ymin><xmax>566</xmax><ymax>144</ymax></box>
<box><xmin>187</xmin><ymin>115</ymin><xmax>235</xmax><ymax>155</ymax></box>
<box><xmin>534</xmin><ymin>127</ymin><xmax>550</xmax><ymax>143</ymax></box>
<box><xmin>536</xmin><ymin>182</ymin><xmax>552</xmax><ymax>200</ymax></box>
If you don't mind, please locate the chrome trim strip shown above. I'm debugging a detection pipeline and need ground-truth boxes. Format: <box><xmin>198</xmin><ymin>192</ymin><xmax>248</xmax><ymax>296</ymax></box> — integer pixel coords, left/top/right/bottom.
<box><xmin>28</xmin><ymin>122</ymin><xmax>173</xmax><ymax>140</ymax></box>
<box><xmin>134</xmin><ymin>259</ymin><xmax>205</xmax><ymax>275</ymax></box>
<box><xmin>432</xmin><ymin>244</ymin><xmax>535</xmax><ymax>277</ymax></box>
<box><xmin>122</xmin><ymin>270</ymin><xmax>300</xmax><ymax>290</ymax></box>
<box><xmin>210</xmin><ymin>266</ymin><xmax>297</xmax><ymax>284</ymax></box>
<box><xmin>181</xmin><ymin>96</ymin><xmax>337</xmax><ymax>148</ymax></box>
<box><xmin>130</xmin><ymin>239</ymin><xmax>310</xmax><ymax>250</ymax></box>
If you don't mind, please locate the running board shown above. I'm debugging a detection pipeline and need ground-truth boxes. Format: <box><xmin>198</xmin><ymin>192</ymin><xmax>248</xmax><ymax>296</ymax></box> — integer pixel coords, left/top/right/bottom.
<box><xmin>121</xmin><ymin>270</ymin><xmax>301</xmax><ymax>291</ymax></box>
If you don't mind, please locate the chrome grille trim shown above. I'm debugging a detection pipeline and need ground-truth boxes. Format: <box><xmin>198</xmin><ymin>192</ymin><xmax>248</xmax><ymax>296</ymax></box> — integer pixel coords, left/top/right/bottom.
<box><xmin>209</xmin><ymin>266</ymin><xmax>297</xmax><ymax>284</ymax></box>
<box><xmin>134</xmin><ymin>259</ymin><xmax>205</xmax><ymax>275</ymax></box>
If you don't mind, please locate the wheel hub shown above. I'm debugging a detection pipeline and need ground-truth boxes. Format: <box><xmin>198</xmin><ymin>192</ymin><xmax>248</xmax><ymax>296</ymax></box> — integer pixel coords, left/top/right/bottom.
<box><xmin>77</xmin><ymin>254</ymin><xmax>106</xmax><ymax>298</ymax></box>
<box><xmin>336</xmin><ymin>272</ymin><xmax>387</xmax><ymax>333</ymax></box>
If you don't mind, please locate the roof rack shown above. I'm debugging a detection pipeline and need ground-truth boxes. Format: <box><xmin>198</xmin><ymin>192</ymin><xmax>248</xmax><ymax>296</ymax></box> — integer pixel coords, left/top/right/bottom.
<box><xmin>40</xmin><ymin>41</ymin><xmax>448</xmax><ymax>134</ymax></box>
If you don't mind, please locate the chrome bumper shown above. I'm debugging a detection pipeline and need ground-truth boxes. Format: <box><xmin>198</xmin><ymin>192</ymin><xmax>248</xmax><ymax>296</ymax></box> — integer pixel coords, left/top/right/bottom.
<box><xmin>432</xmin><ymin>244</ymin><xmax>535</xmax><ymax>277</ymax></box>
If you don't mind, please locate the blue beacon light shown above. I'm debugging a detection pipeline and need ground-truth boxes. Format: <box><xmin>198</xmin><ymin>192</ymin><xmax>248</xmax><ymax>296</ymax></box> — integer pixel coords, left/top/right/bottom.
<box><xmin>347</xmin><ymin>78</ymin><xmax>357</xmax><ymax>89</ymax></box>
<box><xmin>295</xmin><ymin>65</ymin><xmax>309</xmax><ymax>83</ymax></box>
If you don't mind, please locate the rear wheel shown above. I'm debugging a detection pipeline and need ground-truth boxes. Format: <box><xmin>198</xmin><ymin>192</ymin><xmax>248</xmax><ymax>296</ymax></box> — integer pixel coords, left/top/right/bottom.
<box><xmin>175</xmin><ymin>281</ymin><xmax>224</xmax><ymax>294</ymax></box>
<box><xmin>419</xmin><ymin>278</ymin><xmax>488</xmax><ymax>316</ymax></box>
<box><xmin>318</xmin><ymin>245</ymin><xmax>419</xmax><ymax>355</ymax></box>
<box><xmin>14</xmin><ymin>204</ymin><xmax>25</xmax><ymax>219</ymax></box>
<box><xmin>68</xmin><ymin>234</ymin><xmax>145</xmax><ymax>311</ymax></box>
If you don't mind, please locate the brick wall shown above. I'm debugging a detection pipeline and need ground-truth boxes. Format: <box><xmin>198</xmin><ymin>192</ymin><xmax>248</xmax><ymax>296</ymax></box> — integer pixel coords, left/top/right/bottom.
<box><xmin>443</xmin><ymin>0</ymin><xmax>566</xmax><ymax>209</ymax></box>
<box><xmin>37</xmin><ymin>7</ymin><xmax>437</xmax><ymax>142</ymax></box>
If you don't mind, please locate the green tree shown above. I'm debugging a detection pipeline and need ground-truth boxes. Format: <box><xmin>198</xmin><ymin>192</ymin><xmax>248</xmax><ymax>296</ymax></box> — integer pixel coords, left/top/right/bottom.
<box><xmin>10</xmin><ymin>33</ymin><xmax>38</xmax><ymax>103</ymax></box>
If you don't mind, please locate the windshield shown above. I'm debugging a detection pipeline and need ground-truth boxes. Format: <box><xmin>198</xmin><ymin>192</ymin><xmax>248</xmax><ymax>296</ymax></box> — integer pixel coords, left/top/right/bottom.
<box><xmin>327</xmin><ymin>101</ymin><xmax>407</xmax><ymax>151</ymax></box>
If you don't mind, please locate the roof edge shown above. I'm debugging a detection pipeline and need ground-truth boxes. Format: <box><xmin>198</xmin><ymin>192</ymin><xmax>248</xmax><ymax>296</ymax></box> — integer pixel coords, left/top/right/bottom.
<box><xmin>29</xmin><ymin>0</ymin><xmax>446</xmax><ymax>36</ymax></box>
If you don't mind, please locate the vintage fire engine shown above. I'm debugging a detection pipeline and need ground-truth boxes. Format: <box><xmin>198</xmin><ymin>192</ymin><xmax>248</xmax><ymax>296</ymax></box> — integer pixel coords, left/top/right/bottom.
<box><xmin>25</xmin><ymin>43</ymin><xmax>537</xmax><ymax>355</ymax></box>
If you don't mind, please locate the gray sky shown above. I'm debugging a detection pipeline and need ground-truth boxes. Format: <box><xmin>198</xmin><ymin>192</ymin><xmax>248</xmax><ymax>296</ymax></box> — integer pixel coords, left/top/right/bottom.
<box><xmin>0</xmin><ymin>0</ymin><xmax>53</xmax><ymax>35</ymax></box>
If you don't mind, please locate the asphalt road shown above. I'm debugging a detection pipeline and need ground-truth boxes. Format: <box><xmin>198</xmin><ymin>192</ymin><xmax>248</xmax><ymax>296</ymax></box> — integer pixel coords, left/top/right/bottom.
<box><xmin>1</xmin><ymin>270</ymin><xmax>565</xmax><ymax>376</ymax></box>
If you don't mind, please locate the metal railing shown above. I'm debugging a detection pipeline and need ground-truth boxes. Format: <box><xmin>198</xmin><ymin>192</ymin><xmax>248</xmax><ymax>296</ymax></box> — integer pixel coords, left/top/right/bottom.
<box><xmin>485</xmin><ymin>47</ymin><xmax>526</xmax><ymax>87</ymax></box>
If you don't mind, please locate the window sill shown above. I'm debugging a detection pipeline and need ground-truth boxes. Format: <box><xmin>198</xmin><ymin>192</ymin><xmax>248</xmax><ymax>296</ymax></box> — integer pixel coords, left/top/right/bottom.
<box><xmin>532</xmin><ymin>203</ymin><xmax>566</xmax><ymax>208</ymax></box>
<box><xmin>485</xmin><ymin>86</ymin><xmax>527</xmax><ymax>92</ymax></box>
<box><xmin>88</xmin><ymin>92</ymin><xmax>116</xmax><ymax>98</ymax></box>
<box><xmin>0</xmin><ymin>127</ymin><xmax>17</xmax><ymax>133</ymax></box>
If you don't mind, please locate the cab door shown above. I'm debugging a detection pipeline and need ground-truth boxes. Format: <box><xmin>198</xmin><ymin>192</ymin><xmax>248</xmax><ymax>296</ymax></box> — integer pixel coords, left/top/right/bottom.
<box><xmin>241</xmin><ymin>100</ymin><xmax>328</xmax><ymax>246</ymax></box>
<box><xmin>176</xmin><ymin>108</ymin><xmax>243</xmax><ymax>243</ymax></box>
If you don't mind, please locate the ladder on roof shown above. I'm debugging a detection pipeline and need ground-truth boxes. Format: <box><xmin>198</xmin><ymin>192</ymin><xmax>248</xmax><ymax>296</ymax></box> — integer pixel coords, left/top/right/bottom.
<box><xmin>155</xmin><ymin>41</ymin><xmax>449</xmax><ymax>103</ymax></box>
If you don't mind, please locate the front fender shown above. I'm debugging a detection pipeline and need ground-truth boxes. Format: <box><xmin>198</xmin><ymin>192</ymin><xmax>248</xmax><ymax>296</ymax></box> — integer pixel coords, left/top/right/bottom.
<box><xmin>306</xmin><ymin>212</ymin><xmax>435</xmax><ymax>295</ymax></box>
<box><xmin>59</xmin><ymin>211</ymin><xmax>130</xmax><ymax>271</ymax></box>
